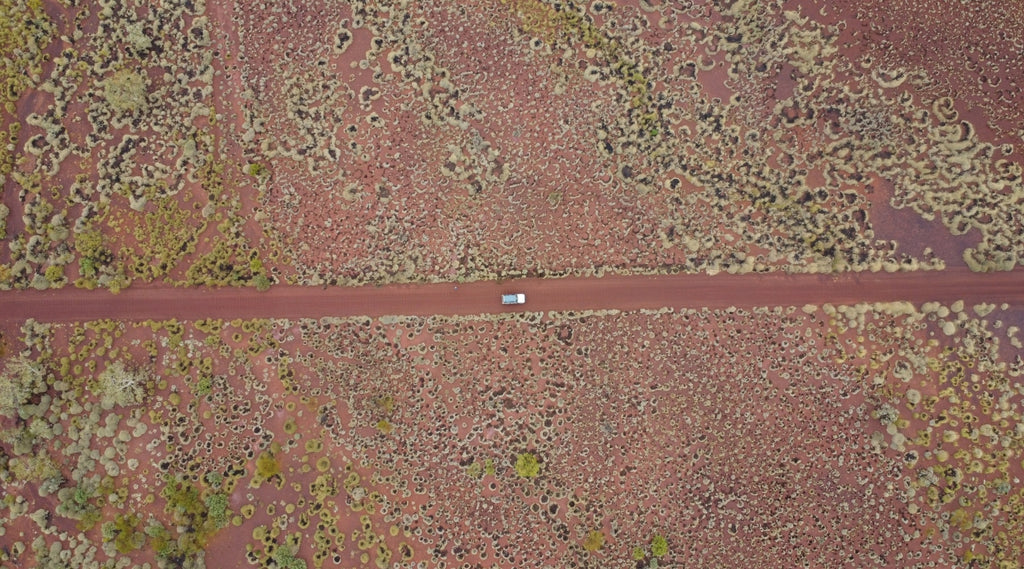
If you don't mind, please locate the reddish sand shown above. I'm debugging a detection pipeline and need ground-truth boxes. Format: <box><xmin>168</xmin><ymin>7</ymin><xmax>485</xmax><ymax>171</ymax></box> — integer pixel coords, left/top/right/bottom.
<box><xmin>2</xmin><ymin>269</ymin><xmax>1022</xmax><ymax>323</ymax></box>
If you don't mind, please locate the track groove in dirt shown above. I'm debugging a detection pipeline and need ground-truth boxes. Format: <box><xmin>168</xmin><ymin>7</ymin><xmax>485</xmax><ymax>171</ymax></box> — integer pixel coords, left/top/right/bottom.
<box><xmin>2</xmin><ymin>270</ymin><xmax>1022</xmax><ymax>323</ymax></box>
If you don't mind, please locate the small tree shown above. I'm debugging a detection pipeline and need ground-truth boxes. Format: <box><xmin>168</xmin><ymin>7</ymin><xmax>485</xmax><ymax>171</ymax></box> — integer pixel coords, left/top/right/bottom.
<box><xmin>0</xmin><ymin>355</ymin><xmax>46</xmax><ymax>417</ymax></box>
<box><xmin>95</xmin><ymin>361</ymin><xmax>151</xmax><ymax>407</ymax></box>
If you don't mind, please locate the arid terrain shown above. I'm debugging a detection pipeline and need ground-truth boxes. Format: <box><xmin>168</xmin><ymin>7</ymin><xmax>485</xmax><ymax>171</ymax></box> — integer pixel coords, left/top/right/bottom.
<box><xmin>2</xmin><ymin>302</ymin><xmax>1023</xmax><ymax>568</ymax></box>
<box><xmin>2</xmin><ymin>0</ymin><xmax>1024</xmax><ymax>568</ymax></box>
<box><xmin>3</xmin><ymin>0</ymin><xmax>1024</xmax><ymax>290</ymax></box>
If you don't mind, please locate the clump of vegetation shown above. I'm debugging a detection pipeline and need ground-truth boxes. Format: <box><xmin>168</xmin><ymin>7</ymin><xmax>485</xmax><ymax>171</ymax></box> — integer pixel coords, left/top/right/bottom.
<box><xmin>514</xmin><ymin>452</ymin><xmax>541</xmax><ymax>478</ymax></box>
<box><xmin>158</xmin><ymin>472</ymin><xmax>232</xmax><ymax>564</ymax></box>
<box><xmin>185</xmin><ymin>236</ymin><xmax>270</xmax><ymax>289</ymax></box>
<box><xmin>119</xmin><ymin>195</ymin><xmax>202</xmax><ymax>280</ymax></box>
<box><xmin>204</xmin><ymin>492</ymin><xmax>230</xmax><ymax>529</ymax></box>
<box><xmin>193</xmin><ymin>374</ymin><xmax>213</xmax><ymax>396</ymax></box>
<box><xmin>0</xmin><ymin>355</ymin><xmax>46</xmax><ymax>418</ymax></box>
<box><xmin>101</xmin><ymin>68</ymin><xmax>148</xmax><ymax>114</ymax></box>
<box><xmin>270</xmin><ymin>535</ymin><xmax>307</xmax><ymax>569</ymax></box>
<box><xmin>582</xmin><ymin>529</ymin><xmax>605</xmax><ymax>552</ymax></box>
<box><xmin>466</xmin><ymin>457</ymin><xmax>497</xmax><ymax>479</ymax></box>
<box><xmin>873</xmin><ymin>402</ymin><xmax>899</xmax><ymax>427</ymax></box>
<box><xmin>0</xmin><ymin>0</ymin><xmax>55</xmax><ymax>115</ymax></box>
<box><xmin>102</xmin><ymin>512</ymin><xmax>146</xmax><ymax>554</ymax></box>
<box><xmin>252</xmin><ymin>272</ymin><xmax>272</xmax><ymax>291</ymax></box>
<box><xmin>651</xmin><ymin>534</ymin><xmax>668</xmax><ymax>557</ymax></box>
<box><xmin>0</xmin><ymin>203</ymin><xmax>9</xmax><ymax>241</ymax></box>
<box><xmin>503</xmin><ymin>0</ymin><xmax>656</xmax><ymax>124</ymax></box>
<box><xmin>161</xmin><ymin>474</ymin><xmax>205</xmax><ymax>524</ymax></box>
<box><xmin>253</xmin><ymin>445</ymin><xmax>283</xmax><ymax>486</ymax></box>
<box><xmin>247</xmin><ymin>162</ymin><xmax>270</xmax><ymax>179</ymax></box>
<box><xmin>55</xmin><ymin>477</ymin><xmax>103</xmax><ymax>530</ymax></box>
<box><xmin>72</xmin><ymin>226</ymin><xmax>123</xmax><ymax>290</ymax></box>
<box><xmin>94</xmin><ymin>360</ymin><xmax>151</xmax><ymax>408</ymax></box>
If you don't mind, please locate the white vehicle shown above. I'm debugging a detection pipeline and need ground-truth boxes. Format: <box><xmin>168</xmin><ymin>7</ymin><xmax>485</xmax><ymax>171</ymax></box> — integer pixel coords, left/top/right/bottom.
<box><xmin>501</xmin><ymin>293</ymin><xmax>526</xmax><ymax>305</ymax></box>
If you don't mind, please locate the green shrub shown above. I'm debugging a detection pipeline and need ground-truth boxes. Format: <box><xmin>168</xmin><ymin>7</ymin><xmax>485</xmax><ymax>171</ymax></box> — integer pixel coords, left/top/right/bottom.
<box><xmin>101</xmin><ymin>69</ymin><xmax>148</xmax><ymax>113</ymax></box>
<box><xmin>55</xmin><ymin>478</ymin><xmax>102</xmax><ymax>529</ymax></box>
<box><xmin>651</xmin><ymin>534</ymin><xmax>668</xmax><ymax>557</ymax></box>
<box><xmin>252</xmin><ymin>273</ymin><xmax>271</xmax><ymax>292</ymax></box>
<box><xmin>583</xmin><ymin>530</ymin><xmax>604</xmax><ymax>552</ymax></box>
<box><xmin>161</xmin><ymin>475</ymin><xmax>204</xmax><ymax>523</ymax></box>
<box><xmin>255</xmin><ymin>450</ymin><xmax>282</xmax><ymax>482</ymax></box>
<box><xmin>204</xmin><ymin>493</ymin><xmax>230</xmax><ymax>528</ymax></box>
<box><xmin>103</xmin><ymin>513</ymin><xmax>146</xmax><ymax>554</ymax></box>
<box><xmin>247</xmin><ymin>163</ymin><xmax>269</xmax><ymax>178</ymax></box>
<box><xmin>193</xmin><ymin>374</ymin><xmax>213</xmax><ymax>396</ymax></box>
<box><xmin>271</xmin><ymin>538</ymin><xmax>307</xmax><ymax>569</ymax></box>
<box><xmin>514</xmin><ymin>452</ymin><xmax>541</xmax><ymax>478</ymax></box>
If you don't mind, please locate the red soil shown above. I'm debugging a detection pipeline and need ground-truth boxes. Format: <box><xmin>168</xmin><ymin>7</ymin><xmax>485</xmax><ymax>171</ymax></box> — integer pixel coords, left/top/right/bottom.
<box><xmin>2</xmin><ymin>269</ymin><xmax>1022</xmax><ymax>324</ymax></box>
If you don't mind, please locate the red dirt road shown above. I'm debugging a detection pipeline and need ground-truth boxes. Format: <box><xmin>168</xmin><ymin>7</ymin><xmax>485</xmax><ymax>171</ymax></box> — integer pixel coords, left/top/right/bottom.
<box><xmin>2</xmin><ymin>269</ymin><xmax>1022</xmax><ymax>323</ymax></box>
